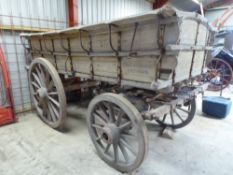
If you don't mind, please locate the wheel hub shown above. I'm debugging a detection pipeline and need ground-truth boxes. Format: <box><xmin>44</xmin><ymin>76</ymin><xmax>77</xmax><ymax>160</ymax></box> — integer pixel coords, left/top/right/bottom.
<box><xmin>37</xmin><ymin>87</ymin><xmax>48</xmax><ymax>102</ymax></box>
<box><xmin>101</xmin><ymin>124</ymin><xmax>120</xmax><ymax>144</ymax></box>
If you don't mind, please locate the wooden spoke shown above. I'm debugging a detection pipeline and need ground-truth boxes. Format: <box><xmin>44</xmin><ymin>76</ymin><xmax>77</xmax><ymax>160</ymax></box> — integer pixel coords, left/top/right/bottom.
<box><xmin>176</xmin><ymin>107</ymin><xmax>189</xmax><ymax>114</ymax></box>
<box><xmin>45</xmin><ymin>71</ymin><xmax>50</xmax><ymax>87</ymax></box>
<box><xmin>106</xmin><ymin>102</ymin><xmax>115</xmax><ymax>123</ymax></box>
<box><xmin>113</xmin><ymin>144</ymin><xmax>119</xmax><ymax>163</ymax></box>
<box><xmin>32</xmin><ymin>72</ymin><xmax>42</xmax><ymax>87</ymax></box>
<box><xmin>94</xmin><ymin>112</ymin><xmax>107</xmax><ymax>125</ymax></box>
<box><xmin>119</xmin><ymin>121</ymin><xmax>132</xmax><ymax>131</ymax></box>
<box><xmin>118</xmin><ymin>142</ymin><xmax>129</xmax><ymax>163</ymax></box>
<box><xmin>170</xmin><ymin>111</ymin><xmax>174</xmax><ymax>126</ymax></box>
<box><xmin>47</xmin><ymin>80</ymin><xmax>54</xmax><ymax>91</ymax></box>
<box><xmin>35</xmin><ymin>67</ymin><xmax>45</xmax><ymax>87</ymax></box>
<box><xmin>121</xmin><ymin>131</ymin><xmax>136</xmax><ymax>139</ymax></box>
<box><xmin>119</xmin><ymin>138</ymin><xmax>136</xmax><ymax>156</ymax></box>
<box><xmin>50</xmin><ymin>102</ymin><xmax>59</xmax><ymax>119</ymax></box>
<box><xmin>48</xmin><ymin>96</ymin><xmax>60</xmax><ymax>107</ymax></box>
<box><xmin>97</xmin><ymin>104</ymin><xmax>109</xmax><ymax>122</ymax></box>
<box><xmin>174</xmin><ymin>110</ymin><xmax>184</xmax><ymax>122</ymax></box>
<box><xmin>42</xmin><ymin>102</ymin><xmax>47</xmax><ymax>116</ymax></box>
<box><xmin>104</xmin><ymin>144</ymin><xmax>111</xmax><ymax>154</ymax></box>
<box><xmin>162</xmin><ymin>114</ymin><xmax>167</xmax><ymax>122</ymax></box>
<box><xmin>32</xmin><ymin>81</ymin><xmax>40</xmax><ymax>89</ymax></box>
<box><xmin>116</xmin><ymin>109</ymin><xmax>124</xmax><ymax>126</ymax></box>
<box><xmin>92</xmin><ymin>124</ymin><xmax>104</xmax><ymax>130</ymax></box>
<box><xmin>46</xmin><ymin>104</ymin><xmax>53</xmax><ymax>121</ymax></box>
<box><xmin>48</xmin><ymin>102</ymin><xmax>57</xmax><ymax>121</ymax></box>
<box><xmin>48</xmin><ymin>92</ymin><xmax>58</xmax><ymax>95</ymax></box>
<box><xmin>39</xmin><ymin>65</ymin><xmax>46</xmax><ymax>83</ymax></box>
<box><xmin>95</xmin><ymin>135</ymin><xmax>102</xmax><ymax>141</ymax></box>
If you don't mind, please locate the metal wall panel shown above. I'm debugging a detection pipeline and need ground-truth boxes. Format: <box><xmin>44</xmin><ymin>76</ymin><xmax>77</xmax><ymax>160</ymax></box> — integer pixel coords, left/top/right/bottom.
<box><xmin>78</xmin><ymin>0</ymin><xmax>152</xmax><ymax>25</ymax></box>
<box><xmin>205</xmin><ymin>6</ymin><xmax>233</xmax><ymax>28</ymax></box>
<box><xmin>0</xmin><ymin>0</ymin><xmax>68</xmax><ymax>30</ymax></box>
<box><xmin>0</xmin><ymin>0</ymin><xmax>68</xmax><ymax>113</ymax></box>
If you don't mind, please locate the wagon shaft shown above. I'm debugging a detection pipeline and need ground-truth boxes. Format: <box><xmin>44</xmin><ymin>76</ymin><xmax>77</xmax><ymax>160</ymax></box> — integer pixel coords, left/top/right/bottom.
<box><xmin>21</xmin><ymin>4</ymin><xmax>213</xmax><ymax>91</ymax></box>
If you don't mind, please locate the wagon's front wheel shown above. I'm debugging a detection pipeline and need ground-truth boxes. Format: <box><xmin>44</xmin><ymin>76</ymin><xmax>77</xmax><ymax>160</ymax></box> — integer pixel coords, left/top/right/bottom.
<box><xmin>87</xmin><ymin>93</ymin><xmax>148</xmax><ymax>173</ymax></box>
<box><xmin>156</xmin><ymin>98</ymin><xmax>196</xmax><ymax>129</ymax></box>
<box><xmin>29</xmin><ymin>57</ymin><xmax>66</xmax><ymax>129</ymax></box>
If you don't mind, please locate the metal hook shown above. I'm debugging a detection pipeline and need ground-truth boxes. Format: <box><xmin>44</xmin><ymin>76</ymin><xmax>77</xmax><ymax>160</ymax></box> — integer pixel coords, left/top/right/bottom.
<box><xmin>59</xmin><ymin>34</ymin><xmax>69</xmax><ymax>52</ymax></box>
<box><xmin>108</xmin><ymin>24</ymin><xmax>118</xmax><ymax>55</ymax></box>
<box><xmin>129</xmin><ymin>22</ymin><xmax>138</xmax><ymax>54</ymax></box>
<box><xmin>79</xmin><ymin>30</ymin><xmax>90</xmax><ymax>54</ymax></box>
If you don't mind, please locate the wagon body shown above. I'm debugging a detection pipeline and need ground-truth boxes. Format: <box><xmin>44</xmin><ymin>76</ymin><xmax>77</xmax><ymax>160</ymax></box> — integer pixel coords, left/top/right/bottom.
<box><xmin>21</xmin><ymin>5</ymin><xmax>212</xmax><ymax>91</ymax></box>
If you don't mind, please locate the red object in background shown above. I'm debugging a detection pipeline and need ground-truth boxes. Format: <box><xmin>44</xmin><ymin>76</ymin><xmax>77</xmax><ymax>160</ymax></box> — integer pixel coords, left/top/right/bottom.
<box><xmin>153</xmin><ymin>0</ymin><xmax>168</xmax><ymax>9</ymax></box>
<box><xmin>68</xmin><ymin>0</ymin><xmax>78</xmax><ymax>27</ymax></box>
<box><xmin>0</xmin><ymin>47</ymin><xmax>16</xmax><ymax>126</ymax></box>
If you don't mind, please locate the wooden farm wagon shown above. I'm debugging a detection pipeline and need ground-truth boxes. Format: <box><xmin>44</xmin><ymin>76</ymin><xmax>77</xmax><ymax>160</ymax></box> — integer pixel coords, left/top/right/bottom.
<box><xmin>20</xmin><ymin>5</ymin><xmax>212</xmax><ymax>173</ymax></box>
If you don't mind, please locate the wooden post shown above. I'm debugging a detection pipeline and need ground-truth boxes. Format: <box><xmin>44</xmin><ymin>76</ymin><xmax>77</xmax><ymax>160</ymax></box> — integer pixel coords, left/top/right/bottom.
<box><xmin>68</xmin><ymin>0</ymin><xmax>78</xmax><ymax>27</ymax></box>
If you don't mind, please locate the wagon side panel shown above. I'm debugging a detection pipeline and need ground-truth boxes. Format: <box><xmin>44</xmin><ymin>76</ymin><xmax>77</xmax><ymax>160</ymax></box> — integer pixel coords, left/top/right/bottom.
<box><xmin>179</xmin><ymin>19</ymin><xmax>198</xmax><ymax>45</ymax></box>
<box><xmin>121</xmin><ymin>22</ymin><xmax>159</xmax><ymax>51</ymax></box>
<box><xmin>121</xmin><ymin>56</ymin><xmax>158</xmax><ymax>83</ymax></box>
<box><xmin>174</xmin><ymin>51</ymin><xmax>194</xmax><ymax>83</ymax></box>
<box><xmin>93</xmin><ymin>57</ymin><xmax>118</xmax><ymax>78</ymax></box>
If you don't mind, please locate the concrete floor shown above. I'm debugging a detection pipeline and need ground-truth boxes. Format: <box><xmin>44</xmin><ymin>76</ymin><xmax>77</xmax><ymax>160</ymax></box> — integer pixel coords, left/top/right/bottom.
<box><xmin>0</xmin><ymin>88</ymin><xmax>233</xmax><ymax>175</ymax></box>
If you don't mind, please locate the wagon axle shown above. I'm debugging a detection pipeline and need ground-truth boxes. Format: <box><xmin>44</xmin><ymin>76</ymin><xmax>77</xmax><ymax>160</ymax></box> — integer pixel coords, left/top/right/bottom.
<box><xmin>101</xmin><ymin>124</ymin><xmax>120</xmax><ymax>144</ymax></box>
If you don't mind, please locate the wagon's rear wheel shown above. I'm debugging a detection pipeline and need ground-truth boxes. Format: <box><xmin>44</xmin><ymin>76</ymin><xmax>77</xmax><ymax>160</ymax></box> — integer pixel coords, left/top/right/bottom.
<box><xmin>87</xmin><ymin>93</ymin><xmax>148</xmax><ymax>173</ymax></box>
<box><xmin>29</xmin><ymin>57</ymin><xmax>66</xmax><ymax>129</ymax></box>
<box><xmin>207</xmin><ymin>58</ymin><xmax>233</xmax><ymax>91</ymax></box>
<box><xmin>156</xmin><ymin>98</ymin><xmax>196</xmax><ymax>129</ymax></box>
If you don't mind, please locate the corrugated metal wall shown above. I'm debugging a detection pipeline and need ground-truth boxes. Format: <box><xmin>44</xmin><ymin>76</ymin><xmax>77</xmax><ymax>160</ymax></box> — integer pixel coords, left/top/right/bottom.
<box><xmin>0</xmin><ymin>0</ymin><xmax>68</xmax><ymax>113</ymax></box>
<box><xmin>78</xmin><ymin>0</ymin><xmax>152</xmax><ymax>25</ymax></box>
<box><xmin>205</xmin><ymin>6</ymin><xmax>233</xmax><ymax>29</ymax></box>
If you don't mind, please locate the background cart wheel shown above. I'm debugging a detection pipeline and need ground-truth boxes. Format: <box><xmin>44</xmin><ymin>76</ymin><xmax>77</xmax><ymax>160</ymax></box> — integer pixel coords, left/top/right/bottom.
<box><xmin>207</xmin><ymin>58</ymin><xmax>233</xmax><ymax>91</ymax></box>
<box><xmin>29</xmin><ymin>57</ymin><xmax>66</xmax><ymax>129</ymax></box>
<box><xmin>87</xmin><ymin>93</ymin><xmax>148</xmax><ymax>173</ymax></box>
<box><xmin>156</xmin><ymin>98</ymin><xmax>196</xmax><ymax>129</ymax></box>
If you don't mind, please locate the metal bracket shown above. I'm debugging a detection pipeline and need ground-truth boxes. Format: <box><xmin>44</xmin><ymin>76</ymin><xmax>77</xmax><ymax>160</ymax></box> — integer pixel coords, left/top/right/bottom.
<box><xmin>59</xmin><ymin>35</ymin><xmax>74</xmax><ymax>73</ymax></box>
<box><xmin>38</xmin><ymin>39</ymin><xmax>44</xmax><ymax>57</ymax></box>
<box><xmin>79</xmin><ymin>30</ymin><xmax>90</xmax><ymax>54</ymax></box>
<box><xmin>108</xmin><ymin>24</ymin><xmax>118</xmax><ymax>55</ymax></box>
<box><xmin>51</xmin><ymin>38</ymin><xmax>58</xmax><ymax>70</ymax></box>
<box><xmin>129</xmin><ymin>22</ymin><xmax>138</xmax><ymax>56</ymax></box>
<box><xmin>189</xmin><ymin>22</ymin><xmax>200</xmax><ymax>79</ymax></box>
<box><xmin>42</xmin><ymin>35</ymin><xmax>58</xmax><ymax>69</ymax></box>
<box><xmin>157</xmin><ymin>23</ymin><xmax>166</xmax><ymax>80</ymax></box>
<box><xmin>59</xmin><ymin>35</ymin><xmax>69</xmax><ymax>52</ymax></box>
<box><xmin>201</xmin><ymin>30</ymin><xmax>211</xmax><ymax>74</ymax></box>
